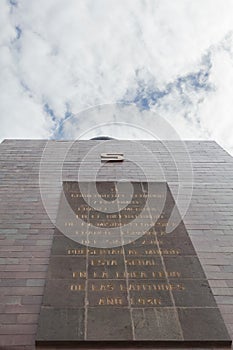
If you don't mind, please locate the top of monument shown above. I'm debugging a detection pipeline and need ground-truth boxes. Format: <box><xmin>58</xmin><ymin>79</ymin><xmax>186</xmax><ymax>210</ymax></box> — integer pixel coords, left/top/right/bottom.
<box><xmin>90</xmin><ymin>136</ymin><xmax>115</xmax><ymax>140</ymax></box>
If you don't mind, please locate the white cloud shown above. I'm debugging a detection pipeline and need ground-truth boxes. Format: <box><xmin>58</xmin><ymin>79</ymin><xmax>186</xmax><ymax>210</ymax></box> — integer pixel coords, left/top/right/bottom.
<box><xmin>199</xmin><ymin>35</ymin><xmax>233</xmax><ymax>153</ymax></box>
<box><xmin>0</xmin><ymin>0</ymin><xmax>233</xmax><ymax>154</ymax></box>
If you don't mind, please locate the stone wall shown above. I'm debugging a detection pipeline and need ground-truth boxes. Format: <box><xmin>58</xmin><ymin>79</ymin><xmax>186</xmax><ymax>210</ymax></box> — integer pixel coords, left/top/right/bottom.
<box><xmin>1</xmin><ymin>139</ymin><xmax>233</xmax><ymax>349</ymax></box>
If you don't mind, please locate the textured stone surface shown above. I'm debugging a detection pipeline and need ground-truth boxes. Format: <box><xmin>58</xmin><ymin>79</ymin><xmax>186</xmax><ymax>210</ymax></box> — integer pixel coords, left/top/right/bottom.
<box><xmin>0</xmin><ymin>139</ymin><xmax>233</xmax><ymax>349</ymax></box>
<box><xmin>36</xmin><ymin>308</ymin><xmax>85</xmax><ymax>341</ymax></box>
<box><xmin>36</xmin><ymin>181</ymin><xmax>230</xmax><ymax>345</ymax></box>
<box><xmin>132</xmin><ymin>308</ymin><xmax>182</xmax><ymax>340</ymax></box>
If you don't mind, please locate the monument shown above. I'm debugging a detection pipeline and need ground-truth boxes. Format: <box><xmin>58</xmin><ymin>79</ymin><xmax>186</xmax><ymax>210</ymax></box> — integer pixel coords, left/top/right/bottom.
<box><xmin>0</xmin><ymin>139</ymin><xmax>233</xmax><ymax>349</ymax></box>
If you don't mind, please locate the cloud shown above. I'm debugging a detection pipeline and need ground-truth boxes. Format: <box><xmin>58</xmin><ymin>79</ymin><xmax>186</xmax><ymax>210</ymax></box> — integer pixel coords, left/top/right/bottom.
<box><xmin>0</xmin><ymin>0</ymin><xmax>233</xmax><ymax>154</ymax></box>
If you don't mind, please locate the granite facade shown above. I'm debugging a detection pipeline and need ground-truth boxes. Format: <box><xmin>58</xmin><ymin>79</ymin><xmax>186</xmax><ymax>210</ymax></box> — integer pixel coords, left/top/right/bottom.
<box><xmin>1</xmin><ymin>139</ymin><xmax>233</xmax><ymax>349</ymax></box>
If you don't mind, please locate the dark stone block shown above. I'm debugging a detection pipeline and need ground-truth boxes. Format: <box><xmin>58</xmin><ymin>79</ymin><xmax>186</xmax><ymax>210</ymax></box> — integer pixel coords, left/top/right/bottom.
<box><xmin>88</xmin><ymin>280</ymin><xmax>128</xmax><ymax>307</ymax></box>
<box><xmin>87</xmin><ymin>307</ymin><xmax>132</xmax><ymax>340</ymax></box>
<box><xmin>178</xmin><ymin>307</ymin><xmax>231</xmax><ymax>341</ymax></box>
<box><xmin>172</xmin><ymin>280</ymin><xmax>217</xmax><ymax>307</ymax></box>
<box><xmin>123</xmin><ymin>234</ymin><xmax>159</xmax><ymax>250</ymax></box>
<box><xmin>36</xmin><ymin>307</ymin><xmax>85</xmax><ymax>341</ymax></box>
<box><xmin>132</xmin><ymin>308</ymin><xmax>182</xmax><ymax>340</ymax></box>
<box><xmin>88</xmin><ymin>255</ymin><xmax>125</xmax><ymax>279</ymax></box>
<box><xmin>159</xmin><ymin>234</ymin><xmax>196</xmax><ymax>255</ymax></box>
<box><xmin>43</xmin><ymin>279</ymin><xmax>85</xmax><ymax>307</ymax></box>
<box><xmin>164</xmin><ymin>256</ymin><xmax>206</xmax><ymax>279</ymax></box>
<box><xmin>129</xmin><ymin>290</ymin><xmax>173</xmax><ymax>308</ymax></box>
<box><xmin>47</xmin><ymin>256</ymin><xmax>86</xmax><ymax>279</ymax></box>
<box><xmin>51</xmin><ymin>235</ymin><xmax>86</xmax><ymax>255</ymax></box>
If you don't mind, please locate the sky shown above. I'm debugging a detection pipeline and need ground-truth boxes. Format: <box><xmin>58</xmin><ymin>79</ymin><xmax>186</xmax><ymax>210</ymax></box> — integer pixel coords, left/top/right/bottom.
<box><xmin>1</xmin><ymin>0</ymin><xmax>233</xmax><ymax>154</ymax></box>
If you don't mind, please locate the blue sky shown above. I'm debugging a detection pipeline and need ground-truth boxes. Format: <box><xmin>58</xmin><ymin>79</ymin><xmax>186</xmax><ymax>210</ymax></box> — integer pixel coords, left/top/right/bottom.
<box><xmin>1</xmin><ymin>0</ymin><xmax>233</xmax><ymax>154</ymax></box>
